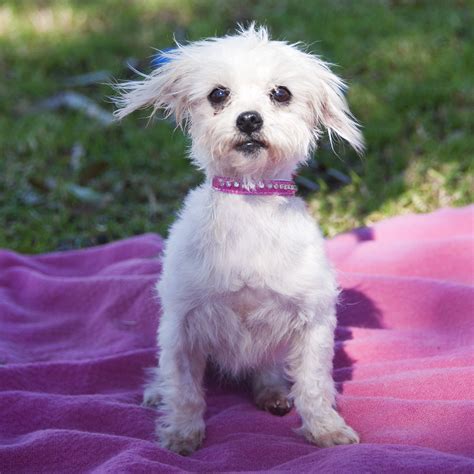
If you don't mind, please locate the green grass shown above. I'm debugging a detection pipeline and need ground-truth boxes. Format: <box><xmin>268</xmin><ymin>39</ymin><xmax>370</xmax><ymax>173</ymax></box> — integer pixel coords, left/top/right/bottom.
<box><xmin>1</xmin><ymin>0</ymin><xmax>472</xmax><ymax>253</ymax></box>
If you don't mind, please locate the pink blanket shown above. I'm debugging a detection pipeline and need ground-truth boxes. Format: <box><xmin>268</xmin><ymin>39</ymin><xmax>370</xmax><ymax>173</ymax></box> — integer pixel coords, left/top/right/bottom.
<box><xmin>1</xmin><ymin>206</ymin><xmax>473</xmax><ymax>473</ymax></box>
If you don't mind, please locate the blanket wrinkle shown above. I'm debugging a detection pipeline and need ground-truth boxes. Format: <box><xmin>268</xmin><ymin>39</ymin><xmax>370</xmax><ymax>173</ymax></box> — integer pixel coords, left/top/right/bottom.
<box><xmin>0</xmin><ymin>206</ymin><xmax>473</xmax><ymax>472</ymax></box>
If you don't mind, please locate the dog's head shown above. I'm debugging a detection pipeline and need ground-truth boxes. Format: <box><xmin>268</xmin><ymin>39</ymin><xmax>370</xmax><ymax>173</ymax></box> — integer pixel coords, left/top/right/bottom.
<box><xmin>114</xmin><ymin>24</ymin><xmax>363</xmax><ymax>179</ymax></box>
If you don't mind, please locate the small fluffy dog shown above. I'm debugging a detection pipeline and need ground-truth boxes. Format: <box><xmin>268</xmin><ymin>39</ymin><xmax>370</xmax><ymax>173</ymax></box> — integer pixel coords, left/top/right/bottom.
<box><xmin>115</xmin><ymin>24</ymin><xmax>363</xmax><ymax>455</ymax></box>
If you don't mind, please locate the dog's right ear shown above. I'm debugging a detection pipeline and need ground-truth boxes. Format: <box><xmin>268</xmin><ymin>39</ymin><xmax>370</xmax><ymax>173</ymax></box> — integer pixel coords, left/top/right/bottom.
<box><xmin>302</xmin><ymin>54</ymin><xmax>364</xmax><ymax>156</ymax></box>
<box><xmin>113</xmin><ymin>48</ymin><xmax>191</xmax><ymax>125</ymax></box>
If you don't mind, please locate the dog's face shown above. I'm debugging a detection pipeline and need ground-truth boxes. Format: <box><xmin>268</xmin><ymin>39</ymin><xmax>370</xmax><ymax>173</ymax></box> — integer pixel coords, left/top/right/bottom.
<box><xmin>115</xmin><ymin>25</ymin><xmax>363</xmax><ymax>179</ymax></box>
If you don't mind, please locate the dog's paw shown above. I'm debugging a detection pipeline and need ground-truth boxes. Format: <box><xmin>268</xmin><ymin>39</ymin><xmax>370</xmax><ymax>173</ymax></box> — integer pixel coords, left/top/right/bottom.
<box><xmin>299</xmin><ymin>411</ymin><xmax>359</xmax><ymax>447</ymax></box>
<box><xmin>158</xmin><ymin>424</ymin><xmax>205</xmax><ymax>456</ymax></box>
<box><xmin>255</xmin><ymin>390</ymin><xmax>293</xmax><ymax>416</ymax></box>
<box><xmin>302</xmin><ymin>423</ymin><xmax>359</xmax><ymax>447</ymax></box>
<box><xmin>142</xmin><ymin>386</ymin><xmax>162</xmax><ymax>407</ymax></box>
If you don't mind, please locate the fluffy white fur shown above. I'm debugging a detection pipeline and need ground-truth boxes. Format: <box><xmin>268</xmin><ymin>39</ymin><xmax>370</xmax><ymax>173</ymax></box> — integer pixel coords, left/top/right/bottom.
<box><xmin>115</xmin><ymin>24</ymin><xmax>363</xmax><ymax>455</ymax></box>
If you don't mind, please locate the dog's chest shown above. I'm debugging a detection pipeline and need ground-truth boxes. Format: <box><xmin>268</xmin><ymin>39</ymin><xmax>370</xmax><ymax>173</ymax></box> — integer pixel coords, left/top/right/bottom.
<box><xmin>176</xmin><ymin>192</ymin><xmax>327</xmax><ymax>367</ymax></box>
<box><xmin>201</xmin><ymin>284</ymin><xmax>296</xmax><ymax>371</ymax></box>
<box><xmin>192</xmin><ymin>193</ymin><xmax>318</xmax><ymax>292</ymax></box>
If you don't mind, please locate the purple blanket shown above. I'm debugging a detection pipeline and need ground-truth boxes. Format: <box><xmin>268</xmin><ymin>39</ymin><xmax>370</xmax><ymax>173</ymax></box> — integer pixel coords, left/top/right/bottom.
<box><xmin>1</xmin><ymin>207</ymin><xmax>473</xmax><ymax>472</ymax></box>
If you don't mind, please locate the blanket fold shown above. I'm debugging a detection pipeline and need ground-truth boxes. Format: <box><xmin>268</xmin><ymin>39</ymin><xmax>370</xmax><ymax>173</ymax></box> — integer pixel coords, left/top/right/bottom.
<box><xmin>1</xmin><ymin>207</ymin><xmax>473</xmax><ymax>473</ymax></box>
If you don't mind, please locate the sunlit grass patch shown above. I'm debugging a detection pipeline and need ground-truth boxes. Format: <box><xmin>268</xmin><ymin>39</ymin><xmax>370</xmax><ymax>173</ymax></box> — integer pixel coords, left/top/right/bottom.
<box><xmin>0</xmin><ymin>4</ymin><xmax>93</xmax><ymax>38</ymax></box>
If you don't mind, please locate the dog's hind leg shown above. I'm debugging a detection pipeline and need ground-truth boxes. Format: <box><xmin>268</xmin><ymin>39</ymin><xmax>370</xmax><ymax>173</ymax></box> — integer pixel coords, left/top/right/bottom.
<box><xmin>252</xmin><ymin>362</ymin><xmax>293</xmax><ymax>416</ymax></box>
<box><xmin>143</xmin><ymin>367</ymin><xmax>162</xmax><ymax>407</ymax></box>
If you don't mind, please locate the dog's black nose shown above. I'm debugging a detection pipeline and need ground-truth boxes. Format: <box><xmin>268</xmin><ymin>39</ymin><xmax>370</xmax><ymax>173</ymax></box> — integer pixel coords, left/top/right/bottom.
<box><xmin>236</xmin><ymin>111</ymin><xmax>263</xmax><ymax>134</ymax></box>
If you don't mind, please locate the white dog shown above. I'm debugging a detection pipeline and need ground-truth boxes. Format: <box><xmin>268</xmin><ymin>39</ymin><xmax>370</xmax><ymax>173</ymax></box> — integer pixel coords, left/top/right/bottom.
<box><xmin>115</xmin><ymin>24</ymin><xmax>363</xmax><ymax>455</ymax></box>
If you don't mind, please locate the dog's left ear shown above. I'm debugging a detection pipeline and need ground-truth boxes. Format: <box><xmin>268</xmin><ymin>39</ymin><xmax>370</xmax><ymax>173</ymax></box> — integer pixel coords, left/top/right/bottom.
<box><xmin>308</xmin><ymin>57</ymin><xmax>364</xmax><ymax>155</ymax></box>
<box><xmin>113</xmin><ymin>48</ymin><xmax>192</xmax><ymax>126</ymax></box>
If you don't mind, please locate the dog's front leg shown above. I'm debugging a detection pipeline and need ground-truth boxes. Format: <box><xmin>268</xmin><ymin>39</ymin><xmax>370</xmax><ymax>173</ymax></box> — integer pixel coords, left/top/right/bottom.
<box><xmin>150</xmin><ymin>318</ymin><xmax>207</xmax><ymax>455</ymax></box>
<box><xmin>288</xmin><ymin>312</ymin><xmax>359</xmax><ymax>447</ymax></box>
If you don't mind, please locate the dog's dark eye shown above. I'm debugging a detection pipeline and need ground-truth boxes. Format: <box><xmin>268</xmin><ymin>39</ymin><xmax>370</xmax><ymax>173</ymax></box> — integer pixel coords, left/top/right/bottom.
<box><xmin>270</xmin><ymin>86</ymin><xmax>291</xmax><ymax>104</ymax></box>
<box><xmin>208</xmin><ymin>87</ymin><xmax>230</xmax><ymax>105</ymax></box>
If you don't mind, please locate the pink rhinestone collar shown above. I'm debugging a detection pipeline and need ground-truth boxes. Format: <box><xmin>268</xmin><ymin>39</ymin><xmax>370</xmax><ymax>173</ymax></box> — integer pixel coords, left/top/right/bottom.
<box><xmin>212</xmin><ymin>176</ymin><xmax>297</xmax><ymax>196</ymax></box>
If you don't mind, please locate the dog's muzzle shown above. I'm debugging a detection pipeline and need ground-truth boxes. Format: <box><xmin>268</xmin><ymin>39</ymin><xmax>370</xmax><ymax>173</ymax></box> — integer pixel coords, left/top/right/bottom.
<box><xmin>235</xmin><ymin>111</ymin><xmax>266</xmax><ymax>154</ymax></box>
